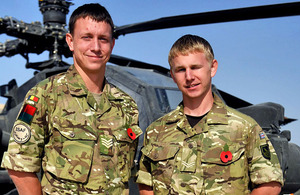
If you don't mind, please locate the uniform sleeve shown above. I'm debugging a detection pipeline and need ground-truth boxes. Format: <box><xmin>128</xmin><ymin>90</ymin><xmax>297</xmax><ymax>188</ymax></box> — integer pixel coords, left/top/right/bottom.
<box><xmin>136</xmin><ymin>129</ymin><xmax>153</xmax><ymax>187</ymax></box>
<box><xmin>247</xmin><ymin>124</ymin><xmax>284</xmax><ymax>187</ymax></box>
<box><xmin>1</xmin><ymin>84</ymin><xmax>48</xmax><ymax>173</ymax></box>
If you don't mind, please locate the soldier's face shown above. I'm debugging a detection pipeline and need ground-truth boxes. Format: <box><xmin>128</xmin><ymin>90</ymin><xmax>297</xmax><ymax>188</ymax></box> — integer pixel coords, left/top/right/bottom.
<box><xmin>66</xmin><ymin>17</ymin><xmax>115</xmax><ymax>74</ymax></box>
<box><xmin>170</xmin><ymin>52</ymin><xmax>218</xmax><ymax>101</ymax></box>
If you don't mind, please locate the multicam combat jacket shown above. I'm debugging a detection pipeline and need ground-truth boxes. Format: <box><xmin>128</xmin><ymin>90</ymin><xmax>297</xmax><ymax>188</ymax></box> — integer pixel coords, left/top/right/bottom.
<box><xmin>1</xmin><ymin>65</ymin><xmax>142</xmax><ymax>194</ymax></box>
<box><xmin>137</xmin><ymin>94</ymin><xmax>283</xmax><ymax>194</ymax></box>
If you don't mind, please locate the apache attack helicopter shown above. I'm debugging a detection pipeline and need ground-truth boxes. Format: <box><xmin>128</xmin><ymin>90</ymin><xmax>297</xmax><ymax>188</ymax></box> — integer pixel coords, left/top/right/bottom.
<box><xmin>0</xmin><ymin>0</ymin><xmax>300</xmax><ymax>194</ymax></box>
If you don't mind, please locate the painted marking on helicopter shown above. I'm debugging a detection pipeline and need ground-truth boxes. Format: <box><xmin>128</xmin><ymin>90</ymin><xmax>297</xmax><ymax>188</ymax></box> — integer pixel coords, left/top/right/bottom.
<box><xmin>18</xmin><ymin>104</ymin><xmax>37</xmax><ymax>124</ymax></box>
<box><xmin>13</xmin><ymin>124</ymin><xmax>31</xmax><ymax>144</ymax></box>
<box><xmin>28</xmin><ymin>95</ymin><xmax>39</xmax><ymax>103</ymax></box>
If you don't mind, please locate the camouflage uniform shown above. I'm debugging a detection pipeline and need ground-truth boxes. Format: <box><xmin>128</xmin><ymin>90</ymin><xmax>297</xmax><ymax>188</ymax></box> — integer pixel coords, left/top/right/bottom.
<box><xmin>1</xmin><ymin>65</ymin><xmax>142</xmax><ymax>194</ymax></box>
<box><xmin>136</xmin><ymin>94</ymin><xmax>283</xmax><ymax>195</ymax></box>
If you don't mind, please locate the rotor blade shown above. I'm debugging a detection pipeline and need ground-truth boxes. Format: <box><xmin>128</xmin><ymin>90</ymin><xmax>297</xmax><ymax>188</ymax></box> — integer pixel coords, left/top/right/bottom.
<box><xmin>109</xmin><ymin>54</ymin><xmax>170</xmax><ymax>76</ymax></box>
<box><xmin>114</xmin><ymin>1</ymin><xmax>300</xmax><ymax>38</ymax></box>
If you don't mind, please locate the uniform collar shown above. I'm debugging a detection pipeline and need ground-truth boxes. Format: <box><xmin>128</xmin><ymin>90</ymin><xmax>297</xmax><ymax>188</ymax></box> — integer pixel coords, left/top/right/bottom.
<box><xmin>166</xmin><ymin>93</ymin><xmax>229</xmax><ymax>136</ymax></box>
<box><xmin>65</xmin><ymin>65</ymin><xmax>123</xmax><ymax>113</ymax></box>
<box><xmin>206</xmin><ymin>94</ymin><xmax>229</xmax><ymax>125</ymax></box>
<box><xmin>66</xmin><ymin>65</ymin><xmax>88</xmax><ymax>96</ymax></box>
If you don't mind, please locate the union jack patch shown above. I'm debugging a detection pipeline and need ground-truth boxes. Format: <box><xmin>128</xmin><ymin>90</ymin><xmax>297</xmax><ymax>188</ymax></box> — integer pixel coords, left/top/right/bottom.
<box><xmin>259</xmin><ymin>132</ymin><xmax>265</xmax><ymax>139</ymax></box>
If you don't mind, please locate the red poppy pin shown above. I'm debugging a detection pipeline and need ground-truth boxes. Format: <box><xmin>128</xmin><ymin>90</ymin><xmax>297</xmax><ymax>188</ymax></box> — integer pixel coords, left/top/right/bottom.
<box><xmin>127</xmin><ymin>128</ymin><xmax>136</xmax><ymax>140</ymax></box>
<box><xmin>220</xmin><ymin>144</ymin><xmax>232</xmax><ymax>163</ymax></box>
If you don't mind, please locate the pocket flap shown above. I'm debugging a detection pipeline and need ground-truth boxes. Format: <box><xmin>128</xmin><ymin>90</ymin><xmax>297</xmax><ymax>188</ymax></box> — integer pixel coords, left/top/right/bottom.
<box><xmin>142</xmin><ymin>143</ymin><xmax>179</xmax><ymax>161</ymax></box>
<box><xmin>112</xmin><ymin>125</ymin><xmax>143</xmax><ymax>143</ymax></box>
<box><xmin>201</xmin><ymin>144</ymin><xmax>244</xmax><ymax>165</ymax></box>
<box><xmin>52</xmin><ymin>116</ymin><xmax>97</xmax><ymax>140</ymax></box>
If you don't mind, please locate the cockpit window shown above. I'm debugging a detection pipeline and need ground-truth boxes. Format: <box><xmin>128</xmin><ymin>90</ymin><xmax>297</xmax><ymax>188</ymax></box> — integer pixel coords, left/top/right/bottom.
<box><xmin>155</xmin><ymin>87</ymin><xmax>181</xmax><ymax>113</ymax></box>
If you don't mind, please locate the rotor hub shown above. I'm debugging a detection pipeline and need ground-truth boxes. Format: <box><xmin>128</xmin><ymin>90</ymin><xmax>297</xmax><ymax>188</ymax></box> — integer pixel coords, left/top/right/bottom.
<box><xmin>39</xmin><ymin>0</ymin><xmax>73</xmax><ymax>25</ymax></box>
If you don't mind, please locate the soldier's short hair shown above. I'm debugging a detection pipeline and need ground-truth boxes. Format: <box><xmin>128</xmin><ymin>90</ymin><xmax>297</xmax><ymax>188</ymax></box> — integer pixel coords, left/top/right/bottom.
<box><xmin>168</xmin><ymin>34</ymin><xmax>214</xmax><ymax>67</ymax></box>
<box><xmin>68</xmin><ymin>3</ymin><xmax>114</xmax><ymax>37</ymax></box>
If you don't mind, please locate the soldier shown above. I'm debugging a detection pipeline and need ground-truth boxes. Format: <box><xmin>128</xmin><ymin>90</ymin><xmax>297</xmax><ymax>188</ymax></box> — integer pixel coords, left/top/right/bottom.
<box><xmin>1</xmin><ymin>3</ymin><xmax>142</xmax><ymax>194</ymax></box>
<box><xmin>137</xmin><ymin>34</ymin><xmax>283</xmax><ymax>194</ymax></box>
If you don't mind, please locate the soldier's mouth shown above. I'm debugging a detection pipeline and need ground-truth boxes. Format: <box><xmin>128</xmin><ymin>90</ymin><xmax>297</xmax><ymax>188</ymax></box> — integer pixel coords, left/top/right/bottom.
<box><xmin>186</xmin><ymin>83</ymin><xmax>200</xmax><ymax>88</ymax></box>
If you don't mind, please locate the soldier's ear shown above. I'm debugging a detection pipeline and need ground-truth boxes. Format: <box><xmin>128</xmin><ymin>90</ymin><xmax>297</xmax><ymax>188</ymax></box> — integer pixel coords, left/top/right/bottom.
<box><xmin>210</xmin><ymin>59</ymin><xmax>218</xmax><ymax>78</ymax></box>
<box><xmin>66</xmin><ymin>33</ymin><xmax>74</xmax><ymax>52</ymax></box>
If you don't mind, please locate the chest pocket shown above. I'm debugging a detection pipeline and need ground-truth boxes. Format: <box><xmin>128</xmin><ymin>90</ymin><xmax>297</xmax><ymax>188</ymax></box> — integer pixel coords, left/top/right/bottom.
<box><xmin>45</xmin><ymin>117</ymin><xmax>97</xmax><ymax>183</ymax></box>
<box><xmin>201</xmin><ymin>142</ymin><xmax>246</xmax><ymax>183</ymax></box>
<box><xmin>201</xmin><ymin>142</ymin><xmax>244</xmax><ymax>165</ymax></box>
<box><xmin>111</xmin><ymin>124</ymin><xmax>143</xmax><ymax>182</ymax></box>
<box><xmin>142</xmin><ymin>143</ymin><xmax>179</xmax><ymax>185</ymax></box>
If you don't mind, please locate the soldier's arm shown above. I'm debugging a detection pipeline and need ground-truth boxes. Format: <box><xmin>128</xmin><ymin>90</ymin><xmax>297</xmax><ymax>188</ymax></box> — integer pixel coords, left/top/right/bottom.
<box><xmin>137</xmin><ymin>126</ymin><xmax>155</xmax><ymax>195</ymax></box>
<box><xmin>250</xmin><ymin>181</ymin><xmax>281</xmax><ymax>195</ymax></box>
<box><xmin>7</xmin><ymin>169</ymin><xmax>42</xmax><ymax>195</ymax></box>
<box><xmin>138</xmin><ymin>184</ymin><xmax>154</xmax><ymax>195</ymax></box>
<box><xmin>247</xmin><ymin>123</ymin><xmax>283</xmax><ymax>190</ymax></box>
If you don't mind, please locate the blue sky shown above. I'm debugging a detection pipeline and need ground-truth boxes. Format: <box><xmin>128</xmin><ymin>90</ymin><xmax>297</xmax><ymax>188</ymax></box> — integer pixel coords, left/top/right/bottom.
<box><xmin>0</xmin><ymin>0</ymin><xmax>299</xmax><ymax>146</ymax></box>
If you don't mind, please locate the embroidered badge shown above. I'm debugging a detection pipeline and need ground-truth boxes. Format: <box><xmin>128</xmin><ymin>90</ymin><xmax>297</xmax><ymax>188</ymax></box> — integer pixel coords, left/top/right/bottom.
<box><xmin>101</xmin><ymin>137</ymin><xmax>113</xmax><ymax>149</ymax></box>
<box><xmin>127</xmin><ymin>128</ymin><xmax>136</xmax><ymax>140</ymax></box>
<box><xmin>13</xmin><ymin>124</ymin><xmax>31</xmax><ymax>144</ymax></box>
<box><xmin>99</xmin><ymin>135</ymin><xmax>113</xmax><ymax>156</ymax></box>
<box><xmin>27</xmin><ymin>95</ymin><xmax>39</xmax><ymax>103</ymax></box>
<box><xmin>220</xmin><ymin>144</ymin><xmax>232</xmax><ymax>163</ymax></box>
<box><xmin>182</xmin><ymin>161</ymin><xmax>195</xmax><ymax>168</ymax></box>
<box><xmin>18</xmin><ymin>104</ymin><xmax>37</xmax><ymax>124</ymax></box>
<box><xmin>259</xmin><ymin>132</ymin><xmax>266</xmax><ymax>139</ymax></box>
<box><xmin>260</xmin><ymin>144</ymin><xmax>271</xmax><ymax>160</ymax></box>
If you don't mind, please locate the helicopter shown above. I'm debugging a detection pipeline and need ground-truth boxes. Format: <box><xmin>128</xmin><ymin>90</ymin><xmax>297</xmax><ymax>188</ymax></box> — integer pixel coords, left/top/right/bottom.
<box><xmin>0</xmin><ymin>0</ymin><xmax>300</xmax><ymax>194</ymax></box>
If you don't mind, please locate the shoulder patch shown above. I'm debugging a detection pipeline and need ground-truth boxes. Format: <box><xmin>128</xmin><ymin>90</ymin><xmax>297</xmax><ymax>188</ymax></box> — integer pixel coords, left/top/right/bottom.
<box><xmin>13</xmin><ymin>124</ymin><xmax>31</xmax><ymax>144</ymax></box>
<box><xmin>18</xmin><ymin>104</ymin><xmax>37</xmax><ymax>124</ymax></box>
<box><xmin>27</xmin><ymin>95</ymin><xmax>39</xmax><ymax>103</ymax></box>
<box><xmin>260</xmin><ymin>144</ymin><xmax>271</xmax><ymax>160</ymax></box>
